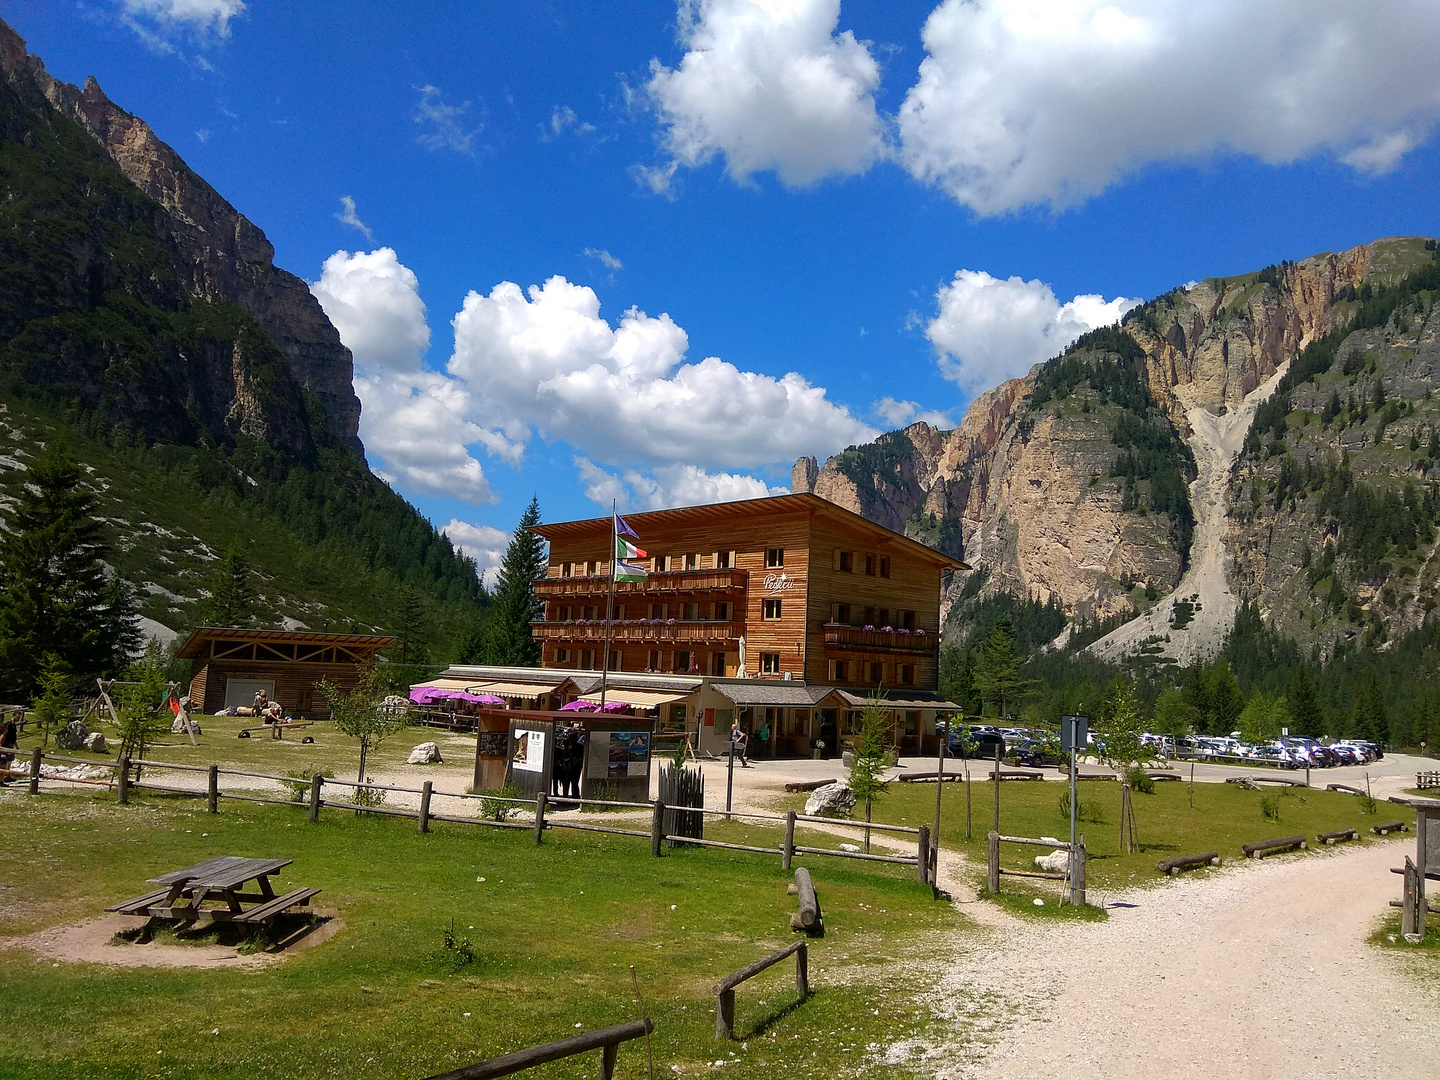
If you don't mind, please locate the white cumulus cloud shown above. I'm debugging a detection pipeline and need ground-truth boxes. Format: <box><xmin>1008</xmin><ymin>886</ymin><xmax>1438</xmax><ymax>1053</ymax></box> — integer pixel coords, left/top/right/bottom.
<box><xmin>448</xmin><ymin>274</ymin><xmax>878</xmax><ymax>469</ymax></box>
<box><xmin>575</xmin><ymin>458</ymin><xmax>786</xmax><ymax>512</ymax></box>
<box><xmin>926</xmin><ymin>270</ymin><xmax>1137</xmax><ymax>388</ymax></box>
<box><xmin>120</xmin><ymin>0</ymin><xmax>245</xmax><ymax>36</ymax></box>
<box><xmin>442</xmin><ymin>519</ymin><xmax>510</xmax><ymax>589</ymax></box>
<box><xmin>312</xmin><ymin>249</ymin><xmax>501</xmax><ymax>505</ymax></box>
<box><xmin>872</xmin><ymin>397</ymin><xmax>954</xmax><ymax>430</ymax></box>
<box><xmin>898</xmin><ymin>0</ymin><xmax>1440</xmax><ymax>214</ymax></box>
<box><xmin>645</xmin><ymin>0</ymin><xmax>888</xmax><ymax>189</ymax></box>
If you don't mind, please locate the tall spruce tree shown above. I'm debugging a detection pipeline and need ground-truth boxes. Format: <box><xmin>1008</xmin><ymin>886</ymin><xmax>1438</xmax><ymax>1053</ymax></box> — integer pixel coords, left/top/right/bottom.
<box><xmin>197</xmin><ymin>545</ymin><xmax>257</xmax><ymax>627</ymax></box>
<box><xmin>974</xmin><ymin>620</ymin><xmax>1029</xmax><ymax>718</ymax></box>
<box><xmin>487</xmin><ymin>497</ymin><xmax>546</xmax><ymax>666</ymax></box>
<box><xmin>0</xmin><ymin>442</ymin><xmax>138</xmax><ymax>698</ymax></box>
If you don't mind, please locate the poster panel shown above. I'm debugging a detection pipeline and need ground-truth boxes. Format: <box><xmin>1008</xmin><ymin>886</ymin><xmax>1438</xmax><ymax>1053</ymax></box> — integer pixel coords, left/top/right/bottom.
<box><xmin>512</xmin><ymin>728</ymin><xmax>546</xmax><ymax>773</ymax></box>
<box><xmin>607</xmin><ymin>731</ymin><xmax>651</xmax><ymax>779</ymax></box>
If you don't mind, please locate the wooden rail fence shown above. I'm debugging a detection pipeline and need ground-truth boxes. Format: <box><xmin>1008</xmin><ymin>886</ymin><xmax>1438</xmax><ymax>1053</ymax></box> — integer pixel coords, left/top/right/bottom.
<box><xmin>422</xmin><ymin>1018</ymin><xmax>653</xmax><ymax>1080</ymax></box>
<box><xmin>987</xmin><ymin>831</ymin><xmax>1086</xmax><ymax>905</ymax></box>
<box><xmin>13</xmin><ymin>750</ymin><xmax>933</xmax><ymax>881</ymax></box>
<box><xmin>714</xmin><ymin>941</ymin><xmax>809</xmax><ymax>1039</ymax></box>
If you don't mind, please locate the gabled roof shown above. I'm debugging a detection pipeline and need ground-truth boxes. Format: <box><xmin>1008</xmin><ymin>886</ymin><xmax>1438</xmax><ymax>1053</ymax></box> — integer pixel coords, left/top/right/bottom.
<box><xmin>528</xmin><ymin>492</ymin><xmax>968</xmax><ymax>570</ymax></box>
<box><xmin>176</xmin><ymin>626</ymin><xmax>394</xmax><ymax>660</ymax></box>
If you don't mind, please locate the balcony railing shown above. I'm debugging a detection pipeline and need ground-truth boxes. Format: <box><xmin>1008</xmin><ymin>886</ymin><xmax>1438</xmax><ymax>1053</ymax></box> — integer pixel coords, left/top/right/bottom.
<box><xmin>532</xmin><ymin>620</ymin><xmax>745</xmax><ymax>643</ymax></box>
<box><xmin>822</xmin><ymin>623</ymin><xmax>937</xmax><ymax>654</ymax></box>
<box><xmin>536</xmin><ymin>569</ymin><xmax>748</xmax><ymax>598</ymax></box>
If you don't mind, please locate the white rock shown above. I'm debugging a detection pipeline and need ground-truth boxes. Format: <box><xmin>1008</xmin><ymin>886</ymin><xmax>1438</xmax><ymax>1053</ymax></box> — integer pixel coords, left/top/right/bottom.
<box><xmin>804</xmin><ymin>782</ymin><xmax>856</xmax><ymax>817</ymax></box>
<box><xmin>170</xmin><ymin>716</ymin><xmax>201</xmax><ymax>735</ymax></box>
<box><xmin>82</xmin><ymin>731</ymin><xmax>107</xmax><ymax>753</ymax></box>
<box><xmin>839</xmin><ymin>843</ymin><xmax>860</xmax><ymax>852</ymax></box>
<box><xmin>55</xmin><ymin>719</ymin><xmax>88</xmax><ymax>751</ymax></box>
<box><xmin>407</xmin><ymin>741</ymin><xmax>443</xmax><ymax>765</ymax></box>
<box><xmin>1034</xmin><ymin>849</ymin><xmax>1070</xmax><ymax>873</ymax></box>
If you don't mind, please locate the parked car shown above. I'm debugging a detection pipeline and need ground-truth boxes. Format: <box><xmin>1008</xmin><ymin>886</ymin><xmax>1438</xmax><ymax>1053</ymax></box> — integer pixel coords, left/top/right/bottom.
<box><xmin>1011</xmin><ymin>739</ymin><xmax>1063</xmax><ymax>768</ymax></box>
<box><xmin>949</xmin><ymin>727</ymin><xmax>1006</xmax><ymax>759</ymax></box>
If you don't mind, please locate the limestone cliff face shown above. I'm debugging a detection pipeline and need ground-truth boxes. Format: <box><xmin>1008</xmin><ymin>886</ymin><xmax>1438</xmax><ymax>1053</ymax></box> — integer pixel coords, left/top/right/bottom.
<box><xmin>0</xmin><ymin>20</ymin><xmax>363</xmax><ymax>456</ymax></box>
<box><xmin>802</xmin><ymin>238</ymin><xmax>1440</xmax><ymax>652</ymax></box>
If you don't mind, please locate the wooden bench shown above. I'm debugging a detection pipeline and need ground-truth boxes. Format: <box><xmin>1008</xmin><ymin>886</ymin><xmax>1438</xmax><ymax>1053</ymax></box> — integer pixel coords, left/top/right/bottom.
<box><xmin>1226</xmin><ymin>776</ymin><xmax>1306</xmax><ymax>788</ymax></box>
<box><xmin>1242</xmin><ymin>835</ymin><xmax>1307</xmax><ymax>859</ymax></box>
<box><xmin>1146</xmin><ymin>771</ymin><xmax>1183</xmax><ymax>782</ymax></box>
<box><xmin>1326</xmin><ymin>784</ymin><xmax>1366</xmax><ymax>795</ymax></box>
<box><xmin>1317</xmin><ymin>828</ymin><xmax>1358</xmax><ymax>846</ymax></box>
<box><xmin>1372</xmin><ymin>821</ymin><xmax>1409</xmax><ymax>836</ymax></box>
<box><xmin>1155</xmin><ymin>851</ymin><xmax>1220</xmax><ymax>875</ymax></box>
<box><xmin>105</xmin><ymin>888</ymin><xmax>171</xmax><ymax>916</ymax></box>
<box><xmin>987</xmin><ymin>769</ymin><xmax>1044</xmax><ymax>781</ymax></box>
<box><xmin>234</xmin><ymin>887</ymin><xmax>322</xmax><ymax>925</ymax></box>
<box><xmin>782</xmin><ymin>778</ymin><xmax>837</xmax><ymax>793</ymax></box>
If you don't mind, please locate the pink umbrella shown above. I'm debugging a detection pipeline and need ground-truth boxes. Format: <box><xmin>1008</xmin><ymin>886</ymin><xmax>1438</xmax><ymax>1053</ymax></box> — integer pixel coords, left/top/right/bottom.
<box><xmin>410</xmin><ymin>687</ymin><xmax>506</xmax><ymax>707</ymax></box>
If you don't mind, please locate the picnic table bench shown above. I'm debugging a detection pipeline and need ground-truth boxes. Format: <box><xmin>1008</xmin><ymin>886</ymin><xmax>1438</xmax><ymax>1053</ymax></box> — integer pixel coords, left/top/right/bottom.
<box><xmin>106</xmin><ymin>856</ymin><xmax>319</xmax><ymax>925</ymax></box>
<box><xmin>1242</xmin><ymin>835</ymin><xmax>1307</xmax><ymax>859</ymax></box>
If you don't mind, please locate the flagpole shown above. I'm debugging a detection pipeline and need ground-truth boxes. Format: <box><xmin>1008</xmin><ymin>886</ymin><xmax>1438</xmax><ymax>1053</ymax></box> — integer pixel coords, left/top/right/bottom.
<box><xmin>600</xmin><ymin>501</ymin><xmax>616</xmax><ymax>710</ymax></box>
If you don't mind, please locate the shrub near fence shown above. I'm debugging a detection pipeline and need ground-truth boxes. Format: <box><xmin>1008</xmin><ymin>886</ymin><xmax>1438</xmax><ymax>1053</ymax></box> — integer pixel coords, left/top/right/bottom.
<box><xmin>12</xmin><ymin>750</ymin><xmax>935</xmax><ymax>882</ymax></box>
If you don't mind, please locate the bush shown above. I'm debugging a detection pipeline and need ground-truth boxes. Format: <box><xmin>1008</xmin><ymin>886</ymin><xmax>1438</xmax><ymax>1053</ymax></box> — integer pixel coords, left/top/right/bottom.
<box><xmin>478</xmin><ymin>780</ymin><xmax>524</xmax><ymax>821</ymax></box>
<box><xmin>1126</xmin><ymin>766</ymin><xmax>1156</xmax><ymax>795</ymax></box>
<box><xmin>280</xmin><ymin>767</ymin><xmax>334</xmax><ymax>802</ymax></box>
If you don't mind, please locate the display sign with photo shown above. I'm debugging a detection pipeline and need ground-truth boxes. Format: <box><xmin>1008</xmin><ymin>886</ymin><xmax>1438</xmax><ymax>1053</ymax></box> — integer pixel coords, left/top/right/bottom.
<box><xmin>607</xmin><ymin>731</ymin><xmax>651</xmax><ymax>778</ymax></box>
<box><xmin>512</xmin><ymin>728</ymin><xmax>546</xmax><ymax>773</ymax></box>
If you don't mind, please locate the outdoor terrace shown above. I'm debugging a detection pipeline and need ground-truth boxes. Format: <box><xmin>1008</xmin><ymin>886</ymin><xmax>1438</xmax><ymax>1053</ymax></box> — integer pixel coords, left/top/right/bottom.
<box><xmin>532</xmin><ymin>619</ymin><xmax>746</xmax><ymax>643</ymax></box>
<box><xmin>821</xmin><ymin>623</ymin><xmax>938</xmax><ymax>654</ymax></box>
<box><xmin>536</xmin><ymin>569</ymin><xmax>749</xmax><ymax>597</ymax></box>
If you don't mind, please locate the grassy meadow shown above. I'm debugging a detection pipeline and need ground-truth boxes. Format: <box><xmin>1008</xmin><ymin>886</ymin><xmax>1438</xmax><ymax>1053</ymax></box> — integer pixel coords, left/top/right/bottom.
<box><xmin>0</xmin><ymin>784</ymin><xmax>966</xmax><ymax>1080</ymax></box>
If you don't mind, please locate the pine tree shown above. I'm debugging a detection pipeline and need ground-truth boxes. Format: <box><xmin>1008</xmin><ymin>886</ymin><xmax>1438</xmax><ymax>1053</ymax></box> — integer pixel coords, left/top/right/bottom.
<box><xmin>486</xmin><ymin>497</ymin><xmax>546</xmax><ymax>666</ymax></box>
<box><xmin>1287</xmin><ymin>667</ymin><xmax>1324</xmax><ymax>737</ymax></box>
<box><xmin>973</xmin><ymin>620</ymin><xmax>1029</xmax><ymax>719</ymax></box>
<box><xmin>0</xmin><ymin>442</ymin><xmax>138</xmax><ymax>699</ymax></box>
<box><xmin>389</xmin><ymin>586</ymin><xmax>429</xmax><ymax>666</ymax></box>
<box><xmin>197</xmin><ymin>545</ymin><xmax>256</xmax><ymax>627</ymax></box>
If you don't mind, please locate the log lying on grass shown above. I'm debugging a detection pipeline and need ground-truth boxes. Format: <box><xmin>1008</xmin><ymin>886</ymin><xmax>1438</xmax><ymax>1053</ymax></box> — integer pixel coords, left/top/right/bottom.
<box><xmin>789</xmin><ymin>867</ymin><xmax>823</xmax><ymax>936</ymax></box>
<box><xmin>1145</xmin><ymin>771</ymin><xmax>1183</xmax><ymax>781</ymax></box>
<box><xmin>1242</xmin><ymin>835</ymin><xmax>1307</xmax><ymax>859</ymax></box>
<box><xmin>1317</xmin><ymin>828</ymin><xmax>1358</xmax><ymax>846</ymax></box>
<box><xmin>986</xmin><ymin>769</ymin><xmax>1043</xmax><ymax>781</ymax></box>
<box><xmin>1372</xmin><ymin>821</ymin><xmax>1409</xmax><ymax>835</ymax></box>
<box><xmin>1155</xmin><ymin>851</ymin><xmax>1221</xmax><ymax>875</ymax></box>
<box><xmin>783</xmin><ymin>778</ymin><xmax>837</xmax><ymax>793</ymax></box>
<box><xmin>1327</xmin><ymin>784</ymin><xmax>1367</xmax><ymax>795</ymax></box>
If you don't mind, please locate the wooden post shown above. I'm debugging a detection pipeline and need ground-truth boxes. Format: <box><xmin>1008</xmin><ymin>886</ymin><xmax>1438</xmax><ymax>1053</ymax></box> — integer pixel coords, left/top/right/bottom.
<box><xmin>650</xmin><ymin>799</ymin><xmax>665</xmax><ymax>857</ymax></box>
<box><xmin>599</xmin><ymin>1042</ymin><xmax>619</xmax><ymax>1080</ymax></box>
<box><xmin>715</xmin><ymin>989</ymin><xmax>735</xmax><ymax>1039</ymax></box>
<box><xmin>308</xmin><ymin>773</ymin><xmax>323</xmax><ymax>823</ymax></box>
<box><xmin>917</xmin><ymin>824</ymin><xmax>931</xmax><ymax>885</ymax></box>
<box><xmin>795</xmin><ymin>942</ymin><xmax>809</xmax><ymax>997</ymax></box>
<box><xmin>794</xmin><ymin>867</ymin><xmax>819</xmax><ymax>929</ymax></box>
<box><xmin>987</xmin><ymin>830</ymin><xmax>1000</xmax><ymax>893</ymax></box>
<box><xmin>419</xmin><ymin>780</ymin><xmax>433</xmax><ymax>834</ymax></box>
<box><xmin>28</xmin><ymin>747</ymin><xmax>41</xmax><ymax>795</ymax></box>
<box><xmin>992</xmin><ymin>742</ymin><xmax>1001</xmax><ymax>835</ymax></box>
<box><xmin>1403</xmin><ymin>855</ymin><xmax>1420</xmax><ymax>940</ymax></box>
<box><xmin>1075</xmin><ymin>834</ymin><xmax>1087</xmax><ymax>906</ymax></box>
<box><xmin>534</xmin><ymin>791</ymin><xmax>547</xmax><ymax>845</ymax></box>
<box><xmin>782</xmin><ymin>810</ymin><xmax>796</xmax><ymax>871</ymax></box>
<box><xmin>116</xmin><ymin>756</ymin><xmax>130</xmax><ymax>805</ymax></box>
<box><xmin>207</xmin><ymin>764</ymin><xmax>219</xmax><ymax>813</ymax></box>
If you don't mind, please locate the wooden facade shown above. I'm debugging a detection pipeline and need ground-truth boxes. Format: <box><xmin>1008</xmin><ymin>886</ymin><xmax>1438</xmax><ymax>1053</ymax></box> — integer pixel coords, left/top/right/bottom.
<box><xmin>529</xmin><ymin>494</ymin><xmax>965</xmax><ymax>698</ymax></box>
<box><xmin>177</xmin><ymin>628</ymin><xmax>394</xmax><ymax>718</ymax></box>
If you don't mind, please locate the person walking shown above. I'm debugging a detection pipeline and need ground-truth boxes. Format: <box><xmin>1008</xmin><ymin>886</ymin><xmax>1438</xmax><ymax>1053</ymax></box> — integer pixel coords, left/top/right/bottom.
<box><xmin>731</xmin><ymin>721</ymin><xmax>750</xmax><ymax>767</ymax></box>
<box><xmin>0</xmin><ymin>717</ymin><xmax>16</xmax><ymax>784</ymax></box>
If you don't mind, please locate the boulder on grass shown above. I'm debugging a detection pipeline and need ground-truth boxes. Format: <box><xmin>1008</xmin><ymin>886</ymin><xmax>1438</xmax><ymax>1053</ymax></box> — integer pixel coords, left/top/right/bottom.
<box><xmin>55</xmin><ymin>719</ymin><xmax>88</xmax><ymax>751</ymax></box>
<box><xmin>804</xmin><ymin>782</ymin><xmax>856</xmax><ymax>817</ymax></box>
<box><xmin>82</xmin><ymin>731</ymin><xmax>107</xmax><ymax>753</ymax></box>
<box><xmin>1035</xmin><ymin>849</ymin><xmax>1070</xmax><ymax>874</ymax></box>
<box><xmin>407</xmin><ymin>741</ymin><xmax>443</xmax><ymax>765</ymax></box>
<box><xmin>170</xmin><ymin>715</ymin><xmax>201</xmax><ymax>735</ymax></box>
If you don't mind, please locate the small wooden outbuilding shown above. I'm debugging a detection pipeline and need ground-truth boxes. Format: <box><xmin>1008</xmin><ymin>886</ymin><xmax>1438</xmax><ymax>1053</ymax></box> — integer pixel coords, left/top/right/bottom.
<box><xmin>177</xmin><ymin>627</ymin><xmax>394</xmax><ymax>718</ymax></box>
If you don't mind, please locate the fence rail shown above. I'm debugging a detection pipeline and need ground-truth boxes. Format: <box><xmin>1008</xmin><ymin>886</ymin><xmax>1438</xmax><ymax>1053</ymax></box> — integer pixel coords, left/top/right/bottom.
<box><xmin>423</xmin><ymin>1018</ymin><xmax>654</xmax><ymax>1080</ymax></box>
<box><xmin>12</xmin><ymin>750</ymin><xmax>931</xmax><ymax>879</ymax></box>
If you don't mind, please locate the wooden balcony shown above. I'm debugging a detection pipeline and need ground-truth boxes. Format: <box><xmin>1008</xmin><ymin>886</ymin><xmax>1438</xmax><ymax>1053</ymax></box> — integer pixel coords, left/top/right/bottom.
<box><xmin>535</xmin><ymin>569</ymin><xmax>748</xmax><ymax>598</ymax></box>
<box><xmin>822</xmin><ymin>623</ymin><xmax>938</xmax><ymax>654</ymax></box>
<box><xmin>532</xmin><ymin>620</ymin><xmax>745</xmax><ymax>643</ymax></box>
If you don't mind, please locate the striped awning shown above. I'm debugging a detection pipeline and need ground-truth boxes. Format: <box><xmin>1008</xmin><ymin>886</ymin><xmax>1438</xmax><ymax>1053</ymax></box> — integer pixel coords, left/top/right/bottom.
<box><xmin>466</xmin><ymin>680</ymin><xmax>562</xmax><ymax>698</ymax></box>
<box><xmin>576</xmin><ymin>688</ymin><xmax>695</xmax><ymax>709</ymax></box>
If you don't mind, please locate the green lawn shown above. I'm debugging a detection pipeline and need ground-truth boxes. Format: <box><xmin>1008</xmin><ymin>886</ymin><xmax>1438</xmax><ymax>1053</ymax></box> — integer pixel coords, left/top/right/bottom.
<box><xmin>0</xmin><ymin>787</ymin><xmax>965</xmax><ymax>1079</ymax></box>
<box><xmin>775</xmin><ymin>776</ymin><xmax>1416</xmax><ymax>896</ymax></box>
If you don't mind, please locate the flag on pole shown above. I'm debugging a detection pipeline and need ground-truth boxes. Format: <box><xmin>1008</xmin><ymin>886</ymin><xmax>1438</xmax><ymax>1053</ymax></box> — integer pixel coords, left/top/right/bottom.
<box><xmin>615</xmin><ymin>560</ymin><xmax>649</xmax><ymax>582</ymax></box>
<box><xmin>616</xmin><ymin>536</ymin><xmax>647</xmax><ymax>560</ymax></box>
<box><xmin>614</xmin><ymin>512</ymin><xmax>640</xmax><ymax>540</ymax></box>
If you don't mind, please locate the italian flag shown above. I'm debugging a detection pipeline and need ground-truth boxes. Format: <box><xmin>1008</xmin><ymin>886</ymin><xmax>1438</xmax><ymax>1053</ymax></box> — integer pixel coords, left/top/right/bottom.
<box><xmin>617</xmin><ymin>537</ymin><xmax>647</xmax><ymax>560</ymax></box>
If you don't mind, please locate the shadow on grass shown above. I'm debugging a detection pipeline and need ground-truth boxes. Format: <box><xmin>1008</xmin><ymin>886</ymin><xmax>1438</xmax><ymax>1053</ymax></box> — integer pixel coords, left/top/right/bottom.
<box><xmin>739</xmin><ymin>987</ymin><xmax>816</xmax><ymax>1040</ymax></box>
<box><xmin>110</xmin><ymin>911</ymin><xmax>324</xmax><ymax>954</ymax></box>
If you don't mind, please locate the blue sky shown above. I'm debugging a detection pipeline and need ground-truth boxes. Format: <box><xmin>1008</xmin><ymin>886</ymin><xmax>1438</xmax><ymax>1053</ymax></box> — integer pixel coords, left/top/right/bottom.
<box><xmin>10</xmin><ymin>0</ymin><xmax>1440</xmax><ymax>580</ymax></box>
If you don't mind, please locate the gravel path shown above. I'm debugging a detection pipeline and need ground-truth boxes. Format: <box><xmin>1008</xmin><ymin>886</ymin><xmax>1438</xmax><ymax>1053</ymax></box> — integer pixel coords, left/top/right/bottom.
<box><xmin>924</xmin><ymin>838</ymin><xmax>1440</xmax><ymax>1079</ymax></box>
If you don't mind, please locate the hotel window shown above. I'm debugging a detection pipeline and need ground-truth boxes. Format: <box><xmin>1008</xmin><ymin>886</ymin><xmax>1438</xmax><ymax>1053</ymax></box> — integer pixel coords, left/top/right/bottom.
<box><xmin>580</xmin><ymin>648</ymin><xmax>596</xmax><ymax>669</ymax></box>
<box><xmin>714</xmin><ymin>601</ymin><xmax>733</xmax><ymax>621</ymax></box>
<box><xmin>831</xmin><ymin>603</ymin><xmax>851</xmax><ymax>624</ymax></box>
<box><xmin>878</xmin><ymin>608</ymin><xmax>890</xmax><ymax>626</ymax></box>
<box><xmin>864</xmin><ymin>554</ymin><xmax>876</xmax><ymax>576</ymax></box>
<box><xmin>829</xmin><ymin>659</ymin><xmax>849</xmax><ymax>682</ymax></box>
<box><xmin>716</xmin><ymin>550</ymin><xmax>734</xmax><ymax>568</ymax></box>
<box><xmin>711</xmin><ymin>652</ymin><xmax>727</xmax><ymax>676</ymax></box>
<box><xmin>609</xmin><ymin>650</ymin><xmax>623</xmax><ymax>671</ymax></box>
<box><xmin>834</xmin><ymin>549</ymin><xmax>853</xmax><ymax>572</ymax></box>
<box><xmin>558</xmin><ymin>605</ymin><xmax>573</xmax><ymax>621</ymax></box>
<box><xmin>581</xmin><ymin>560</ymin><xmax>592</xmax><ymax>576</ymax></box>
<box><xmin>674</xmin><ymin>650</ymin><xmax>692</xmax><ymax>673</ymax></box>
<box><xmin>760</xmin><ymin>652</ymin><xmax>781</xmax><ymax>674</ymax></box>
<box><xmin>899</xmin><ymin>663</ymin><xmax>914</xmax><ymax>685</ymax></box>
<box><xmin>685</xmin><ymin>552</ymin><xmax>703</xmax><ymax>570</ymax></box>
<box><xmin>557</xmin><ymin>648</ymin><xmax>571</xmax><ymax>664</ymax></box>
<box><xmin>584</xmin><ymin>605</ymin><xmax>598</xmax><ymax>620</ymax></box>
<box><xmin>561</xmin><ymin>561</ymin><xmax>572</xmax><ymax>577</ymax></box>
<box><xmin>682</xmin><ymin>602</ymin><xmax>700</xmax><ymax>621</ymax></box>
<box><xmin>647</xmin><ymin>649</ymin><xmax>662</xmax><ymax>670</ymax></box>
<box><xmin>763</xmin><ymin>598</ymin><xmax>783</xmax><ymax>620</ymax></box>
<box><xmin>866</xmin><ymin>661</ymin><xmax>884</xmax><ymax>684</ymax></box>
<box><xmin>766</xmin><ymin>547</ymin><xmax>785</xmax><ymax>568</ymax></box>
<box><xmin>902</xmin><ymin>610</ymin><xmax>916</xmax><ymax>630</ymax></box>
<box><xmin>879</xmin><ymin>556</ymin><xmax>891</xmax><ymax>578</ymax></box>
<box><xmin>665</xmin><ymin>704</ymin><xmax>687</xmax><ymax>732</ymax></box>
<box><xmin>615</xmin><ymin>605</ymin><xmax>626</xmax><ymax>621</ymax></box>
<box><xmin>649</xmin><ymin>602</ymin><xmax>667</xmax><ymax>620</ymax></box>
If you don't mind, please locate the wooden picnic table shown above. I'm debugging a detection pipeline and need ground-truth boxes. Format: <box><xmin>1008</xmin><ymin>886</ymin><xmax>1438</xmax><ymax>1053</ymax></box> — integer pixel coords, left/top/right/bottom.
<box><xmin>107</xmin><ymin>856</ymin><xmax>320</xmax><ymax>925</ymax></box>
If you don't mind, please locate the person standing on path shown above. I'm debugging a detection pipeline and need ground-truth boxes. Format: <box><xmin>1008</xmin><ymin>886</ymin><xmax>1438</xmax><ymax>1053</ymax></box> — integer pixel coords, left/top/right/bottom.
<box><xmin>757</xmin><ymin>718</ymin><xmax>771</xmax><ymax>759</ymax></box>
<box><xmin>730</xmin><ymin>721</ymin><xmax>750</xmax><ymax>767</ymax></box>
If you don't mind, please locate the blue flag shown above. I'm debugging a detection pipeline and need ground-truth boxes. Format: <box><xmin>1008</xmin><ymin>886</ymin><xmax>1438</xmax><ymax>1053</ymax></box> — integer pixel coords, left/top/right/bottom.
<box><xmin>614</xmin><ymin>512</ymin><xmax>640</xmax><ymax>540</ymax></box>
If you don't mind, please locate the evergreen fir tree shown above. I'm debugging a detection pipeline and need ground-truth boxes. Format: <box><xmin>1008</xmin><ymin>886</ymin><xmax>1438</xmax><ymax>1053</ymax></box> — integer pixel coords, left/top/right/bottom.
<box><xmin>197</xmin><ymin>545</ymin><xmax>256</xmax><ymax>627</ymax></box>
<box><xmin>973</xmin><ymin>620</ymin><xmax>1030</xmax><ymax>718</ymax></box>
<box><xmin>0</xmin><ymin>442</ymin><xmax>138</xmax><ymax>699</ymax></box>
<box><xmin>486</xmin><ymin>497</ymin><xmax>546</xmax><ymax>666</ymax></box>
<box><xmin>389</xmin><ymin>586</ymin><xmax>429</xmax><ymax>666</ymax></box>
<box><xmin>454</xmin><ymin>619</ymin><xmax>489</xmax><ymax>664</ymax></box>
<box><xmin>1287</xmin><ymin>666</ymin><xmax>1325</xmax><ymax>737</ymax></box>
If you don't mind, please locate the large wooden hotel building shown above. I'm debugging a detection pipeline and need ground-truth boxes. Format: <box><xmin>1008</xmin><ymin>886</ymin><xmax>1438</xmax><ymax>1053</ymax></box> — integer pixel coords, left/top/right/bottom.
<box><xmin>469</xmin><ymin>492</ymin><xmax>968</xmax><ymax>757</ymax></box>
